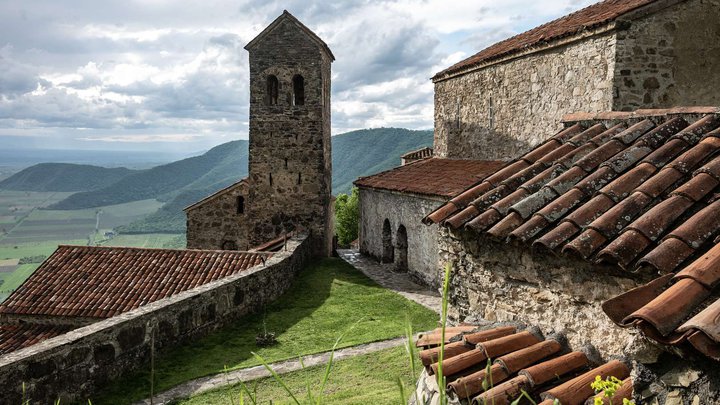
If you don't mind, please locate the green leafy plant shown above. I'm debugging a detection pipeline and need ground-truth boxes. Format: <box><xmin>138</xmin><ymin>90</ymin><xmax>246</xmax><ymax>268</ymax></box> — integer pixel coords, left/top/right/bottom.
<box><xmin>334</xmin><ymin>187</ymin><xmax>359</xmax><ymax>247</ymax></box>
<box><xmin>590</xmin><ymin>375</ymin><xmax>634</xmax><ymax>405</ymax></box>
<box><xmin>435</xmin><ymin>262</ymin><xmax>453</xmax><ymax>405</ymax></box>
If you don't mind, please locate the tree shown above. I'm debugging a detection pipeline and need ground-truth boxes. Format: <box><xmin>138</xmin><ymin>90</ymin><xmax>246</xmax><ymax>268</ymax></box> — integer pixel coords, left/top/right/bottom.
<box><xmin>335</xmin><ymin>187</ymin><xmax>359</xmax><ymax>247</ymax></box>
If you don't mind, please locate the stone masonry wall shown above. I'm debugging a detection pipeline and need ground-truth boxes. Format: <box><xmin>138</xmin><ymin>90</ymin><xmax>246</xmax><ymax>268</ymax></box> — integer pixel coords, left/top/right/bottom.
<box><xmin>438</xmin><ymin>228</ymin><xmax>648</xmax><ymax>357</ymax></box>
<box><xmin>433</xmin><ymin>33</ymin><xmax>616</xmax><ymax>160</ymax></box>
<box><xmin>186</xmin><ymin>181</ymin><xmax>249</xmax><ymax>250</ymax></box>
<box><xmin>0</xmin><ymin>236</ymin><xmax>311</xmax><ymax>405</ymax></box>
<box><xmin>359</xmin><ymin>188</ymin><xmax>444</xmax><ymax>289</ymax></box>
<box><xmin>247</xmin><ymin>18</ymin><xmax>333</xmax><ymax>256</ymax></box>
<box><xmin>613</xmin><ymin>0</ymin><xmax>720</xmax><ymax>111</ymax></box>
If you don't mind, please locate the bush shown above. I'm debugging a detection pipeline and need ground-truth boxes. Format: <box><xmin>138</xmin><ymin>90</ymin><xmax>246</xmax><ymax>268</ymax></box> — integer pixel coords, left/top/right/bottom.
<box><xmin>335</xmin><ymin>187</ymin><xmax>359</xmax><ymax>247</ymax></box>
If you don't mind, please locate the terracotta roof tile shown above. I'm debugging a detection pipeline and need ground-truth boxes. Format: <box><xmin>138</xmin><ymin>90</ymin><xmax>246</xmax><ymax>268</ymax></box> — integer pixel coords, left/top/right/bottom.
<box><xmin>0</xmin><ymin>246</ymin><xmax>269</xmax><ymax>319</ymax></box>
<box><xmin>604</xmin><ymin>242</ymin><xmax>720</xmax><ymax>359</ymax></box>
<box><xmin>0</xmin><ymin>324</ymin><xmax>73</xmax><ymax>355</ymax></box>
<box><xmin>416</xmin><ymin>324</ymin><xmax>629</xmax><ymax>404</ymax></box>
<box><xmin>433</xmin><ymin>0</ymin><xmax>661</xmax><ymax>80</ymax></box>
<box><xmin>422</xmin><ymin>112</ymin><xmax>720</xmax><ymax>361</ymax></box>
<box><xmin>354</xmin><ymin>158</ymin><xmax>505</xmax><ymax>198</ymax></box>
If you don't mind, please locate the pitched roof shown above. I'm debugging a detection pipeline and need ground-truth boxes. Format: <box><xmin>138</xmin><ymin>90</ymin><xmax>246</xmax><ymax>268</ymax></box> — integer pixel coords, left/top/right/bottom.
<box><xmin>416</xmin><ymin>324</ymin><xmax>633</xmax><ymax>404</ymax></box>
<box><xmin>354</xmin><ymin>158</ymin><xmax>505</xmax><ymax>198</ymax></box>
<box><xmin>0</xmin><ymin>246</ymin><xmax>270</xmax><ymax>319</ymax></box>
<box><xmin>244</xmin><ymin>10</ymin><xmax>335</xmax><ymax>61</ymax></box>
<box><xmin>433</xmin><ymin>0</ymin><xmax>670</xmax><ymax>81</ymax></box>
<box><xmin>426</xmin><ymin>112</ymin><xmax>720</xmax><ymax>275</ymax></box>
<box><xmin>184</xmin><ymin>178</ymin><xmax>248</xmax><ymax>212</ymax></box>
<box><xmin>0</xmin><ymin>324</ymin><xmax>72</xmax><ymax>355</ymax></box>
<box><xmin>603</xmin><ymin>242</ymin><xmax>720</xmax><ymax>360</ymax></box>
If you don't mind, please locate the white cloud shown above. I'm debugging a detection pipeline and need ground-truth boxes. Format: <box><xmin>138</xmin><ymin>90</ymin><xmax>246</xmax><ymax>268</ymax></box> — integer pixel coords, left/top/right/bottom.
<box><xmin>0</xmin><ymin>0</ymin><xmax>598</xmax><ymax>151</ymax></box>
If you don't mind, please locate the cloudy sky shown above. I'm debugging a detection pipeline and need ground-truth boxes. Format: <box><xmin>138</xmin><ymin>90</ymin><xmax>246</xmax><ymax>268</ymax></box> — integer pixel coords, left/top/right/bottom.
<box><xmin>0</xmin><ymin>0</ymin><xmax>596</xmax><ymax>153</ymax></box>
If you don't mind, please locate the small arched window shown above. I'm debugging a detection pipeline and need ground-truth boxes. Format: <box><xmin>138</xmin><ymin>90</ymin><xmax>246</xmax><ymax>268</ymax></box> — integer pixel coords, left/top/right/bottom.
<box><xmin>266</xmin><ymin>75</ymin><xmax>279</xmax><ymax>105</ymax></box>
<box><xmin>236</xmin><ymin>196</ymin><xmax>245</xmax><ymax>214</ymax></box>
<box><xmin>292</xmin><ymin>75</ymin><xmax>305</xmax><ymax>106</ymax></box>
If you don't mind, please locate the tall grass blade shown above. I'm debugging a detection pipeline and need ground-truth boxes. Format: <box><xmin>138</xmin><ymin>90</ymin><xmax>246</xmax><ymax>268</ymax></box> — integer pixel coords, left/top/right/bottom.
<box><xmin>397</xmin><ymin>377</ymin><xmax>407</xmax><ymax>404</ymax></box>
<box><xmin>222</xmin><ymin>365</ymin><xmax>237</xmax><ymax>405</ymax></box>
<box><xmin>251</xmin><ymin>351</ymin><xmax>301</xmax><ymax>405</ymax></box>
<box><xmin>437</xmin><ymin>262</ymin><xmax>453</xmax><ymax>405</ymax></box>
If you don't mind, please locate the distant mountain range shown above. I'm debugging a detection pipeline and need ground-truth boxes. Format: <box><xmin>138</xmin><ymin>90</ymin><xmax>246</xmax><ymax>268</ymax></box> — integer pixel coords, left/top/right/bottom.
<box><xmin>0</xmin><ymin>128</ymin><xmax>433</xmax><ymax>233</ymax></box>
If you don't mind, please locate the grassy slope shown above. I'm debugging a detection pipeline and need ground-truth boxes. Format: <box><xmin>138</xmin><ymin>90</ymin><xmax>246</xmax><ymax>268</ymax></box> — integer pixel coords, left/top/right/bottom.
<box><xmin>92</xmin><ymin>258</ymin><xmax>437</xmax><ymax>404</ymax></box>
<box><xmin>0</xmin><ymin>163</ymin><xmax>136</xmax><ymax>192</ymax></box>
<box><xmin>174</xmin><ymin>346</ymin><xmax>416</xmax><ymax>405</ymax></box>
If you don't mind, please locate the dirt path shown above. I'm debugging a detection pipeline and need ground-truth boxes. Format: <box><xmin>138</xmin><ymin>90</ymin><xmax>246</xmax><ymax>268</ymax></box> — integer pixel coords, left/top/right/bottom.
<box><xmin>132</xmin><ymin>337</ymin><xmax>406</xmax><ymax>405</ymax></box>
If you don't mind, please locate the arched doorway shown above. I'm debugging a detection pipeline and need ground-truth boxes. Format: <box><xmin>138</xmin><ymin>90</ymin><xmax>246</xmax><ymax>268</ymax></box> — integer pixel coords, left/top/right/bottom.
<box><xmin>381</xmin><ymin>219</ymin><xmax>394</xmax><ymax>263</ymax></box>
<box><xmin>395</xmin><ymin>225</ymin><xmax>408</xmax><ymax>272</ymax></box>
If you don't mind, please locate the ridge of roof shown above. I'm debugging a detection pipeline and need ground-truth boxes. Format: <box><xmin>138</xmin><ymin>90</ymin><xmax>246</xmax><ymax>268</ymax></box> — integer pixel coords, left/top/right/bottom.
<box><xmin>183</xmin><ymin>177</ymin><xmax>249</xmax><ymax>212</ymax></box>
<box><xmin>244</xmin><ymin>10</ymin><xmax>335</xmax><ymax>61</ymax></box>
<box><xmin>433</xmin><ymin>0</ymin><xmax>683</xmax><ymax>81</ymax></box>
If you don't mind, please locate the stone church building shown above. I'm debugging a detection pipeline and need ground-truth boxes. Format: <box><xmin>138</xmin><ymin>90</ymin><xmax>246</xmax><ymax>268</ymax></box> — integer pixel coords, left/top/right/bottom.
<box><xmin>358</xmin><ymin>0</ymin><xmax>720</xmax><ymax>402</ymax></box>
<box><xmin>186</xmin><ymin>11</ymin><xmax>334</xmax><ymax>256</ymax></box>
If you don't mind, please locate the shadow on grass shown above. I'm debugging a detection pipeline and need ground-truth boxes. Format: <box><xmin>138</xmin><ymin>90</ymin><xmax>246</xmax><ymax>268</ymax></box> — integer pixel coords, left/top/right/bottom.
<box><xmin>90</xmin><ymin>257</ymin><xmax>437</xmax><ymax>404</ymax></box>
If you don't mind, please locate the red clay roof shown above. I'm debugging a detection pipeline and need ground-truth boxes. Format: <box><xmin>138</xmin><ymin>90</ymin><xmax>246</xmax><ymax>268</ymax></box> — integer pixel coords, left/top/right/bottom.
<box><xmin>0</xmin><ymin>324</ymin><xmax>72</xmax><ymax>355</ymax></box>
<box><xmin>424</xmin><ymin>111</ymin><xmax>720</xmax><ymax>360</ymax></box>
<box><xmin>0</xmin><ymin>246</ymin><xmax>270</xmax><ymax>319</ymax></box>
<box><xmin>416</xmin><ymin>325</ymin><xmax>633</xmax><ymax>404</ymax></box>
<box><xmin>604</xmin><ymin>242</ymin><xmax>720</xmax><ymax>360</ymax></box>
<box><xmin>354</xmin><ymin>158</ymin><xmax>505</xmax><ymax>198</ymax></box>
<box><xmin>433</xmin><ymin>0</ymin><xmax>662</xmax><ymax>80</ymax></box>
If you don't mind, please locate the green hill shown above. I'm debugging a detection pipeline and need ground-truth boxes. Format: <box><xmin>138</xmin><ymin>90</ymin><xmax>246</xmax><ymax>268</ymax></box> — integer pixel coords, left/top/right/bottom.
<box><xmin>118</xmin><ymin>128</ymin><xmax>432</xmax><ymax>233</ymax></box>
<box><xmin>48</xmin><ymin>141</ymin><xmax>249</xmax><ymax>210</ymax></box>
<box><xmin>6</xmin><ymin>128</ymin><xmax>432</xmax><ymax>233</ymax></box>
<box><xmin>0</xmin><ymin>163</ymin><xmax>137</xmax><ymax>192</ymax></box>
<box><xmin>332</xmin><ymin>128</ymin><xmax>432</xmax><ymax>194</ymax></box>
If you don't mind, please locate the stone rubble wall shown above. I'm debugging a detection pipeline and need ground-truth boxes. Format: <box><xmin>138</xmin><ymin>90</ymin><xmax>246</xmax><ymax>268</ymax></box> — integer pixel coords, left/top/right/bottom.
<box><xmin>186</xmin><ymin>181</ymin><xmax>250</xmax><ymax>250</ymax></box>
<box><xmin>438</xmin><ymin>228</ymin><xmax>646</xmax><ymax>357</ymax></box>
<box><xmin>0</xmin><ymin>236</ymin><xmax>312</xmax><ymax>405</ymax></box>
<box><xmin>433</xmin><ymin>33</ymin><xmax>617</xmax><ymax>160</ymax></box>
<box><xmin>358</xmin><ymin>188</ymin><xmax>445</xmax><ymax>289</ymax></box>
<box><xmin>613</xmin><ymin>0</ymin><xmax>720</xmax><ymax>111</ymax></box>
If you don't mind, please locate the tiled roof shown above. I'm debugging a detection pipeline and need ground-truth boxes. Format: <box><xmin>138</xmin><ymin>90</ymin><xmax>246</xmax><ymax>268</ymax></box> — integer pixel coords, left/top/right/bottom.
<box><xmin>401</xmin><ymin>147</ymin><xmax>433</xmax><ymax>161</ymax></box>
<box><xmin>354</xmin><ymin>158</ymin><xmax>505</xmax><ymax>198</ymax></box>
<box><xmin>603</xmin><ymin>242</ymin><xmax>720</xmax><ymax>360</ymax></box>
<box><xmin>0</xmin><ymin>324</ymin><xmax>72</xmax><ymax>355</ymax></box>
<box><xmin>0</xmin><ymin>246</ymin><xmax>270</xmax><ymax>319</ymax></box>
<box><xmin>426</xmin><ymin>114</ymin><xmax>720</xmax><ymax>275</ymax></box>
<box><xmin>433</xmin><ymin>0</ymin><xmax>663</xmax><ymax>80</ymax></box>
<box><xmin>416</xmin><ymin>325</ymin><xmax>633</xmax><ymax>404</ymax></box>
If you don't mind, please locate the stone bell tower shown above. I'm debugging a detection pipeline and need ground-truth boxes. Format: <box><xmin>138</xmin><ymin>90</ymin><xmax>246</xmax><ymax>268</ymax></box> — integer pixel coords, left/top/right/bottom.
<box><xmin>244</xmin><ymin>11</ymin><xmax>334</xmax><ymax>256</ymax></box>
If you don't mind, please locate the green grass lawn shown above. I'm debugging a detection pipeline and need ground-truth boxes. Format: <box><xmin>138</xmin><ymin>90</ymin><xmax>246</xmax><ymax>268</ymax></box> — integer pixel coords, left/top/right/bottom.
<box><xmin>92</xmin><ymin>258</ymin><xmax>437</xmax><ymax>404</ymax></box>
<box><xmin>173</xmin><ymin>346</ymin><xmax>417</xmax><ymax>405</ymax></box>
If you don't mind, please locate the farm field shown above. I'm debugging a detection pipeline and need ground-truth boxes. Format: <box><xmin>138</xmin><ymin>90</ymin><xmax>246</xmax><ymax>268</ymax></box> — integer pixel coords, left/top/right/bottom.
<box><xmin>0</xmin><ymin>190</ymin><xmax>178</xmax><ymax>302</ymax></box>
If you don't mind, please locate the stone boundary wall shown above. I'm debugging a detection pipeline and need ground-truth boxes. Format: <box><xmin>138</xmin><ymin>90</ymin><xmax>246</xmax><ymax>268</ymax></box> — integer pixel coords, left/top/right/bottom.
<box><xmin>439</xmin><ymin>228</ymin><xmax>649</xmax><ymax>357</ymax></box>
<box><xmin>0</xmin><ymin>235</ymin><xmax>312</xmax><ymax>405</ymax></box>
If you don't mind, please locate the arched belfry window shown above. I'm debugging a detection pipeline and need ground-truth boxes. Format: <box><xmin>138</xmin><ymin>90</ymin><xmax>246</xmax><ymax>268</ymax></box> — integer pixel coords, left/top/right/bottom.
<box><xmin>292</xmin><ymin>75</ymin><xmax>305</xmax><ymax>106</ymax></box>
<box><xmin>266</xmin><ymin>75</ymin><xmax>279</xmax><ymax>105</ymax></box>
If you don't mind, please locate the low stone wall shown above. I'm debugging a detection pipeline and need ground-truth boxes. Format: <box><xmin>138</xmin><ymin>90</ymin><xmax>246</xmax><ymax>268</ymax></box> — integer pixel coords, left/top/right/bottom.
<box><xmin>438</xmin><ymin>228</ymin><xmax>650</xmax><ymax>357</ymax></box>
<box><xmin>0</xmin><ymin>235</ymin><xmax>312</xmax><ymax>405</ymax></box>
